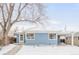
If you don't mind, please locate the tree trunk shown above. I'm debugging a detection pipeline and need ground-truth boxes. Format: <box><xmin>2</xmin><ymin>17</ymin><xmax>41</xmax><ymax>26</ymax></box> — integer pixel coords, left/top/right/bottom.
<box><xmin>2</xmin><ymin>35</ymin><xmax>9</xmax><ymax>45</ymax></box>
<box><xmin>2</xmin><ymin>30</ymin><xmax>10</xmax><ymax>46</ymax></box>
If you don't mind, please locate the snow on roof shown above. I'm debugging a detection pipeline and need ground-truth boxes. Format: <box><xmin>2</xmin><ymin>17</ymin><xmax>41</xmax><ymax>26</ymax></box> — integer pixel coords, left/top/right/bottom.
<box><xmin>15</xmin><ymin>29</ymin><xmax>73</xmax><ymax>35</ymax></box>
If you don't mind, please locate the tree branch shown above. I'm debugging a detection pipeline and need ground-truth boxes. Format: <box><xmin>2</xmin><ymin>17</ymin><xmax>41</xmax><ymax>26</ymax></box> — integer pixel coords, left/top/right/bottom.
<box><xmin>0</xmin><ymin>5</ymin><xmax>6</xmax><ymax>23</ymax></box>
<box><xmin>11</xmin><ymin>3</ymin><xmax>28</xmax><ymax>25</ymax></box>
<box><xmin>6</xmin><ymin>3</ymin><xmax>15</xmax><ymax>23</ymax></box>
<box><xmin>0</xmin><ymin>22</ymin><xmax>3</xmax><ymax>28</ymax></box>
<box><xmin>20</xmin><ymin>3</ymin><xmax>28</xmax><ymax>12</ymax></box>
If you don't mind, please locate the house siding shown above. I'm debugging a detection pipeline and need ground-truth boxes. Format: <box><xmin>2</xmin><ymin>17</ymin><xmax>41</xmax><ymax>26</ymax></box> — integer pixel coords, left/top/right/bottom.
<box><xmin>24</xmin><ymin>33</ymin><xmax>58</xmax><ymax>45</ymax></box>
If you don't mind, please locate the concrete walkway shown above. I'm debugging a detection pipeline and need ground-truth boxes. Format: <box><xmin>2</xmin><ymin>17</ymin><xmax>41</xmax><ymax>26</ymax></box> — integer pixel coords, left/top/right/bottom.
<box><xmin>3</xmin><ymin>45</ymin><xmax>23</xmax><ymax>55</ymax></box>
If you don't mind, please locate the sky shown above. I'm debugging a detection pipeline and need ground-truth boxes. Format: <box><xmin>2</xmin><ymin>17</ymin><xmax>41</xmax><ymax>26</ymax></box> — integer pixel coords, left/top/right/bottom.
<box><xmin>45</xmin><ymin>3</ymin><xmax>79</xmax><ymax>31</ymax></box>
<box><xmin>12</xmin><ymin>3</ymin><xmax>79</xmax><ymax>32</ymax></box>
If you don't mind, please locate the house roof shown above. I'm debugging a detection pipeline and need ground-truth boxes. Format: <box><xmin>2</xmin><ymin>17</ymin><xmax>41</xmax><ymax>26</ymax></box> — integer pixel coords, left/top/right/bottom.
<box><xmin>15</xmin><ymin>29</ymin><xmax>73</xmax><ymax>35</ymax></box>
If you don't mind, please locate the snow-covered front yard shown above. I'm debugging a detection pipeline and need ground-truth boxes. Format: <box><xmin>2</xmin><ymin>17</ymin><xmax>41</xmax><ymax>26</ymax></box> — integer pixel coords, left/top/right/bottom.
<box><xmin>1</xmin><ymin>44</ymin><xmax>79</xmax><ymax>55</ymax></box>
<box><xmin>16</xmin><ymin>45</ymin><xmax>79</xmax><ymax>55</ymax></box>
<box><xmin>0</xmin><ymin>44</ymin><xmax>16</xmax><ymax>55</ymax></box>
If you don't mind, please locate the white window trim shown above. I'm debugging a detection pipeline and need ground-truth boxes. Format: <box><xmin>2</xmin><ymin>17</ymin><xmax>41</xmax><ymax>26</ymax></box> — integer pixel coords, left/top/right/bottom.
<box><xmin>56</xmin><ymin>34</ymin><xmax>58</xmax><ymax>40</ymax></box>
<box><xmin>26</xmin><ymin>32</ymin><xmax>35</xmax><ymax>40</ymax></box>
<box><xmin>48</xmin><ymin>33</ymin><xmax>56</xmax><ymax>40</ymax></box>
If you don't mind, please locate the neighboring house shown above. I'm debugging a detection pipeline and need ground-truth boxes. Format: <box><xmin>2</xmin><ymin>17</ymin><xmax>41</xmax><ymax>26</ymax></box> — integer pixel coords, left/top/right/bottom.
<box><xmin>14</xmin><ymin>30</ymin><xmax>79</xmax><ymax>46</ymax></box>
<box><xmin>73</xmin><ymin>32</ymin><xmax>79</xmax><ymax>46</ymax></box>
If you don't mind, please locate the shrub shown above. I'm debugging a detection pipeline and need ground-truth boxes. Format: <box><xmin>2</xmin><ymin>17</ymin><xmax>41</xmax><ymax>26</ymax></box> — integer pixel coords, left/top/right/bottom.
<box><xmin>9</xmin><ymin>37</ymin><xmax>16</xmax><ymax>44</ymax></box>
<box><xmin>0</xmin><ymin>40</ymin><xmax>2</xmax><ymax>46</ymax></box>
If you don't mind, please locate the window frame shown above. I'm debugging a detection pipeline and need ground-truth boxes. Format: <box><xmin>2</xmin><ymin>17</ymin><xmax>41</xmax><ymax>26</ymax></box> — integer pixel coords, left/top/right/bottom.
<box><xmin>19</xmin><ymin>34</ymin><xmax>24</xmax><ymax>43</ymax></box>
<box><xmin>26</xmin><ymin>32</ymin><xmax>35</xmax><ymax>40</ymax></box>
<box><xmin>48</xmin><ymin>33</ymin><xmax>56</xmax><ymax>40</ymax></box>
<box><xmin>20</xmin><ymin>34</ymin><xmax>24</xmax><ymax>41</ymax></box>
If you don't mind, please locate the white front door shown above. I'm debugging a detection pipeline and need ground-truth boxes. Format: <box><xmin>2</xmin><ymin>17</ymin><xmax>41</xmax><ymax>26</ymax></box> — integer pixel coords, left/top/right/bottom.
<box><xmin>19</xmin><ymin>34</ymin><xmax>24</xmax><ymax>43</ymax></box>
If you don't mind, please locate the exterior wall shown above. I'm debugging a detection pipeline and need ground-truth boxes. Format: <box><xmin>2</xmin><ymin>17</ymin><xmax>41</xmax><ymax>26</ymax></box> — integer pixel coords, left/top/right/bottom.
<box><xmin>24</xmin><ymin>33</ymin><xmax>58</xmax><ymax>45</ymax></box>
<box><xmin>15</xmin><ymin>32</ymin><xmax>79</xmax><ymax>46</ymax></box>
<box><xmin>65</xmin><ymin>37</ymin><xmax>72</xmax><ymax>45</ymax></box>
<box><xmin>57</xmin><ymin>35</ymin><xmax>72</xmax><ymax>45</ymax></box>
<box><xmin>65</xmin><ymin>35</ymin><xmax>79</xmax><ymax>46</ymax></box>
<box><xmin>74</xmin><ymin>36</ymin><xmax>79</xmax><ymax>46</ymax></box>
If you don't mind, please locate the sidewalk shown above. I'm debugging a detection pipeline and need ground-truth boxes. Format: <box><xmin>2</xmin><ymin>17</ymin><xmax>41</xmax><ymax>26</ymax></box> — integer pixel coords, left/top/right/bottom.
<box><xmin>3</xmin><ymin>45</ymin><xmax>23</xmax><ymax>55</ymax></box>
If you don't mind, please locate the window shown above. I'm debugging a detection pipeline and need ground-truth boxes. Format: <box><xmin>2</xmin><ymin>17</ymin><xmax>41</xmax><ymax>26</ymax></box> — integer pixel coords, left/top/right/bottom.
<box><xmin>20</xmin><ymin>34</ymin><xmax>24</xmax><ymax>41</ymax></box>
<box><xmin>27</xmin><ymin>33</ymin><xmax>35</xmax><ymax>40</ymax></box>
<box><xmin>48</xmin><ymin>33</ymin><xmax>56</xmax><ymax>39</ymax></box>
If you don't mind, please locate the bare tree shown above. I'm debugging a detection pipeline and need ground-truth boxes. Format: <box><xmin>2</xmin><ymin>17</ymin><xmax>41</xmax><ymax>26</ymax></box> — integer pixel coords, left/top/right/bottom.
<box><xmin>0</xmin><ymin>3</ymin><xmax>45</xmax><ymax>45</ymax></box>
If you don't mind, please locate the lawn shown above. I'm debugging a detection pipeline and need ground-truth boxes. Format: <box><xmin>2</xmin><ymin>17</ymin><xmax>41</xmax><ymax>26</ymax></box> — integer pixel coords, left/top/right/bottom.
<box><xmin>1</xmin><ymin>44</ymin><xmax>79</xmax><ymax>55</ymax></box>
<box><xmin>16</xmin><ymin>45</ymin><xmax>79</xmax><ymax>55</ymax></box>
<box><xmin>0</xmin><ymin>44</ymin><xmax>16</xmax><ymax>55</ymax></box>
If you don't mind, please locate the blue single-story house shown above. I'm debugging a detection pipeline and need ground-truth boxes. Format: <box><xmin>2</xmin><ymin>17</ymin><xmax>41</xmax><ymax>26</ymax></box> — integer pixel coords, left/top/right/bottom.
<box><xmin>14</xmin><ymin>30</ymin><xmax>75</xmax><ymax>46</ymax></box>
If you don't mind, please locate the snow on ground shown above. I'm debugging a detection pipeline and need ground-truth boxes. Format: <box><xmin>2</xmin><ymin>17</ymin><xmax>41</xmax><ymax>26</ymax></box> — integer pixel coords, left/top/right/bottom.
<box><xmin>16</xmin><ymin>45</ymin><xmax>79</xmax><ymax>55</ymax></box>
<box><xmin>0</xmin><ymin>44</ymin><xmax>16</xmax><ymax>55</ymax></box>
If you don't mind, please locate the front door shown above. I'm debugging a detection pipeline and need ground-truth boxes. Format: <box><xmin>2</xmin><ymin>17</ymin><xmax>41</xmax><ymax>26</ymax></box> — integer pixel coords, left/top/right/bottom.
<box><xmin>19</xmin><ymin>34</ymin><xmax>24</xmax><ymax>43</ymax></box>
